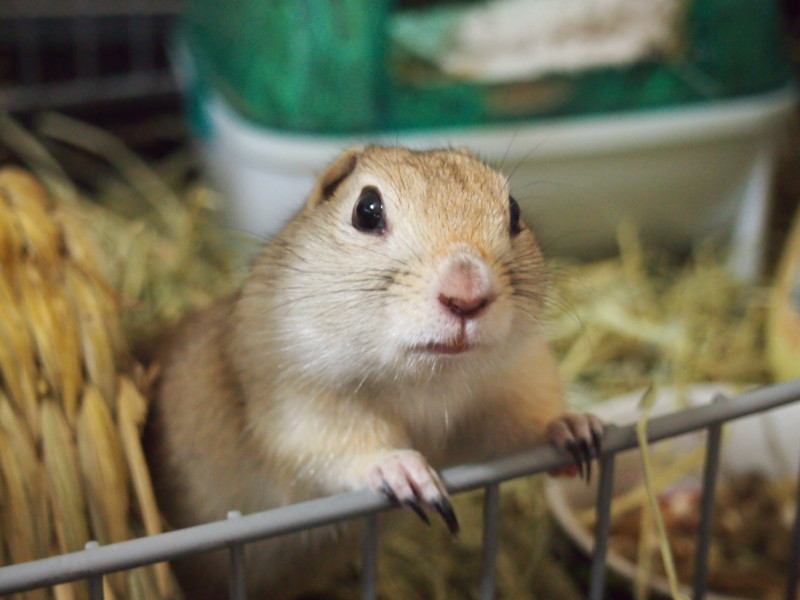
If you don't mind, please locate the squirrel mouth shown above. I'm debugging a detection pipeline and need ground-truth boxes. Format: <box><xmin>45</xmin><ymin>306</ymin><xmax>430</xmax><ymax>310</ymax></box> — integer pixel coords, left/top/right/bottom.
<box><xmin>413</xmin><ymin>332</ymin><xmax>471</xmax><ymax>356</ymax></box>
<box><xmin>422</xmin><ymin>341</ymin><xmax>470</xmax><ymax>355</ymax></box>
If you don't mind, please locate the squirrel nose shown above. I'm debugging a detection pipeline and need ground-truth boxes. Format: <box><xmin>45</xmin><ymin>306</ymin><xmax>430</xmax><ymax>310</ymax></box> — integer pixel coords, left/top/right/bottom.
<box><xmin>438</xmin><ymin>293</ymin><xmax>493</xmax><ymax>319</ymax></box>
<box><xmin>436</xmin><ymin>250</ymin><xmax>496</xmax><ymax>320</ymax></box>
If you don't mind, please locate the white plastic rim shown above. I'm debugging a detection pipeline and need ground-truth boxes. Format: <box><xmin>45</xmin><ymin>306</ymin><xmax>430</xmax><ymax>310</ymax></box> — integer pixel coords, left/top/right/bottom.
<box><xmin>207</xmin><ymin>85</ymin><xmax>798</xmax><ymax>173</ymax></box>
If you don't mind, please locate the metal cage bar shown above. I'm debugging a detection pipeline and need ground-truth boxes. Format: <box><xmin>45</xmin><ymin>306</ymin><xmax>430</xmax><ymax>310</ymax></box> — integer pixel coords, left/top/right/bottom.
<box><xmin>0</xmin><ymin>0</ymin><xmax>181</xmax><ymax>112</ymax></box>
<box><xmin>691</xmin><ymin>406</ymin><xmax>724</xmax><ymax>600</ymax></box>
<box><xmin>13</xmin><ymin>16</ymin><xmax>43</xmax><ymax>85</ymax></box>
<box><xmin>1</xmin><ymin>380</ymin><xmax>800</xmax><ymax>598</ymax></box>
<box><xmin>0</xmin><ymin>1</ymin><xmax>183</xmax><ymax>19</ymax></box>
<box><xmin>479</xmin><ymin>482</ymin><xmax>502</xmax><ymax>600</ymax></box>
<box><xmin>73</xmin><ymin>1</ymin><xmax>100</xmax><ymax>79</ymax></box>
<box><xmin>83</xmin><ymin>542</ymin><xmax>104</xmax><ymax>600</ymax></box>
<box><xmin>360</xmin><ymin>514</ymin><xmax>379</xmax><ymax>600</ymax></box>
<box><xmin>785</xmin><ymin>453</ymin><xmax>800</xmax><ymax>600</ymax></box>
<box><xmin>588</xmin><ymin>446</ymin><xmax>617</xmax><ymax>600</ymax></box>
<box><xmin>128</xmin><ymin>9</ymin><xmax>156</xmax><ymax>73</ymax></box>
<box><xmin>226</xmin><ymin>511</ymin><xmax>247</xmax><ymax>600</ymax></box>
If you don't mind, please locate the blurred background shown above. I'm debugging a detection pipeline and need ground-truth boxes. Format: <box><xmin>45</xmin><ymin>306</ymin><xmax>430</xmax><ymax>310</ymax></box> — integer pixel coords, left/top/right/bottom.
<box><xmin>1</xmin><ymin>0</ymin><xmax>798</xmax><ymax>271</ymax></box>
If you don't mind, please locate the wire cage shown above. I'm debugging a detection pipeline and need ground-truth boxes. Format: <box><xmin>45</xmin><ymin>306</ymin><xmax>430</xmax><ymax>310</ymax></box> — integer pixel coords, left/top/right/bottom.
<box><xmin>0</xmin><ymin>0</ymin><xmax>181</xmax><ymax>112</ymax></box>
<box><xmin>1</xmin><ymin>380</ymin><xmax>800</xmax><ymax>600</ymax></box>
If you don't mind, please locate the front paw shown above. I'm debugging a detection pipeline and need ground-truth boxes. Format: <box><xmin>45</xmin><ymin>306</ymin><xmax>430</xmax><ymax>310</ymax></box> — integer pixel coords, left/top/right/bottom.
<box><xmin>366</xmin><ymin>449</ymin><xmax>459</xmax><ymax>535</ymax></box>
<box><xmin>546</xmin><ymin>412</ymin><xmax>604</xmax><ymax>482</ymax></box>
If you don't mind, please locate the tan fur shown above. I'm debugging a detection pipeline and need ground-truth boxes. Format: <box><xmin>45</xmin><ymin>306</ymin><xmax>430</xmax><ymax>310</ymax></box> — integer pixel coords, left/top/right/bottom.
<box><xmin>145</xmin><ymin>146</ymin><xmax>569</xmax><ymax>599</ymax></box>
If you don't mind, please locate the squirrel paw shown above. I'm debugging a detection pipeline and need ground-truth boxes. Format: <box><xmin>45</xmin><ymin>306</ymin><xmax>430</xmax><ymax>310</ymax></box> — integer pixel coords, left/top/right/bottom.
<box><xmin>546</xmin><ymin>412</ymin><xmax>604</xmax><ymax>482</ymax></box>
<box><xmin>366</xmin><ymin>450</ymin><xmax>459</xmax><ymax>535</ymax></box>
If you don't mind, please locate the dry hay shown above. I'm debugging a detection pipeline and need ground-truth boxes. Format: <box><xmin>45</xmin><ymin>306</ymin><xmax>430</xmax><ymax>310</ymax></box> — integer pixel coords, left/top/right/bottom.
<box><xmin>0</xmin><ymin>163</ymin><xmax>180</xmax><ymax>598</ymax></box>
<box><xmin>546</xmin><ymin>222</ymin><xmax>771</xmax><ymax>398</ymax></box>
<box><xmin>0</xmin><ymin>110</ymin><xmax>777</xmax><ymax>600</ymax></box>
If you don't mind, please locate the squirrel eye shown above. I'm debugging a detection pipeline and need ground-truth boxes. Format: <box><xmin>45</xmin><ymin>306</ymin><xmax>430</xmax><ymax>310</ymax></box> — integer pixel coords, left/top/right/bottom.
<box><xmin>352</xmin><ymin>187</ymin><xmax>386</xmax><ymax>233</ymax></box>
<box><xmin>509</xmin><ymin>195</ymin><xmax>522</xmax><ymax>236</ymax></box>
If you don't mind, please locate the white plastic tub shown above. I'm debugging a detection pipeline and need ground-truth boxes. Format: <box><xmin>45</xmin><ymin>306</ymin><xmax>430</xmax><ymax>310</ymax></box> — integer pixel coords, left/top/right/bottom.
<box><xmin>199</xmin><ymin>86</ymin><xmax>796</xmax><ymax>278</ymax></box>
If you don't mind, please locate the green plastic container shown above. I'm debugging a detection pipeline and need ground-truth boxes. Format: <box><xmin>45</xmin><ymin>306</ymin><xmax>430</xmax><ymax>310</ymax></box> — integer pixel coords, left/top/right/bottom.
<box><xmin>182</xmin><ymin>0</ymin><xmax>793</xmax><ymax>135</ymax></box>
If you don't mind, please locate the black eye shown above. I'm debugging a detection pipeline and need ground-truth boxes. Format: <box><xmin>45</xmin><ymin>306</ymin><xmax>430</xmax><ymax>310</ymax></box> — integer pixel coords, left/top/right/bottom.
<box><xmin>509</xmin><ymin>195</ymin><xmax>522</xmax><ymax>236</ymax></box>
<box><xmin>352</xmin><ymin>187</ymin><xmax>386</xmax><ymax>233</ymax></box>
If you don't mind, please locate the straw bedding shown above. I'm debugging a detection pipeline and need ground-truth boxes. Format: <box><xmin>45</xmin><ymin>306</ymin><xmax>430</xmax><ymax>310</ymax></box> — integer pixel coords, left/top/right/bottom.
<box><xmin>0</xmin><ymin>163</ymin><xmax>178</xmax><ymax>600</ymax></box>
<box><xmin>0</xmin><ymin>112</ymin><xmax>783</xmax><ymax>600</ymax></box>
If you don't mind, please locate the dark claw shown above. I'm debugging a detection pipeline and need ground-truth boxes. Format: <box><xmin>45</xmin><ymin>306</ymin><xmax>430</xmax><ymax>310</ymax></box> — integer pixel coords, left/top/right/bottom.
<box><xmin>379</xmin><ymin>483</ymin><xmax>399</xmax><ymax>504</ymax></box>
<box><xmin>579</xmin><ymin>439</ymin><xmax>592</xmax><ymax>482</ymax></box>
<box><xmin>565</xmin><ymin>441</ymin><xmax>585</xmax><ymax>480</ymax></box>
<box><xmin>433</xmin><ymin>498</ymin><xmax>460</xmax><ymax>536</ymax></box>
<box><xmin>404</xmin><ymin>498</ymin><xmax>431</xmax><ymax>526</ymax></box>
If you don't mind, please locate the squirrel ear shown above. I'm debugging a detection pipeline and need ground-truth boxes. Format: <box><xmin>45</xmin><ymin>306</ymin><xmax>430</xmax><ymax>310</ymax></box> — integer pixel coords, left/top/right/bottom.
<box><xmin>306</xmin><ymin>145</ymin><xmax>364</xmax><ymax>208</ymax></box>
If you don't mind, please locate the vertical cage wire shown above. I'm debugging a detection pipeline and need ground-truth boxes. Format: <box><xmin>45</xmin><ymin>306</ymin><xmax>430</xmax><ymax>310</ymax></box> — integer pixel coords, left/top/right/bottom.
<box><xmin>13</xmin><ymin>13</ymin><xmax>43</xmax><ymax>84</ymax></box>
<box><xmin>360</xmin><ymin>513</ymin><xmax>379</xmax><ymax>600</ymax></box>
<box><xmin>588</xmin><ymin>442</ymin><xmax>617</xmax><ymax>600</ymax></box>
<box><xmin>73</xmin><ymin>0</ymin><xmax>99</xmax><ymax>79</ymax></box>
<box><xmin>691</xmin><ymin>411</ymin><xmax>724</xmax><ymax>599</ymax></box>
<box><xmin>785</xmin><ymin>455</ymin><xmax>800</xmax><ymax>600</ymax></box>
<box><xmin>227</xmin><ymin>511</ymin><xmax>247</xmax><ymax>600</ymax></box>
<box><xmin>128</xmin><ymin>3</ymin><xmax>156</xmax><ymax>73</ymax></box>
<box><xmin>1</xmin><ymin>0</ymin><xmax>181</xmax><ymax>111</ymax></box>
<box><xmin>479</xmin><ymin>483</ymin><xmax>502</xmax><ymax>600</ymax></box>
<box><xmin>84</xmin><ymin>541</ymin><xmax>104</xmax><ymax>600</ymax></box>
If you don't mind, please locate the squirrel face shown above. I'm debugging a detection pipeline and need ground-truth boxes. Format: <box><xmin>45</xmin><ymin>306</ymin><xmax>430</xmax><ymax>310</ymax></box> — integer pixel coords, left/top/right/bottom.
<box><xmin>242</xmin><ymin>146</ymin><xmax>548</xmax><ymax>389</ymax></box>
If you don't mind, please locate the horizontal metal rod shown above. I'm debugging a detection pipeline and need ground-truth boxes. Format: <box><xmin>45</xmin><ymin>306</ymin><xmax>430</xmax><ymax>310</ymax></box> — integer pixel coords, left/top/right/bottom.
<box><xmin>0</xmin><ymin>1</ymin><xmax>182</xmax><ymax>19</ymax></box>
<box><xmin>0</xmin><ymin>491</ymin><xmax>391</xmax><ymax>594</ymax></box>
<box><xmin>1</xmin><ymin>380</ymin><xmax>799</xmax><ymax>595</ymax></box>
<box><xmin>444</xmin><ymin>380</ymin><xmax>800</xmax><ymax>492</ymax></box>
<box><xmin>0</xmin><ymin>73</ymin><xmax>178</xmax><ymax>112</ymax></box>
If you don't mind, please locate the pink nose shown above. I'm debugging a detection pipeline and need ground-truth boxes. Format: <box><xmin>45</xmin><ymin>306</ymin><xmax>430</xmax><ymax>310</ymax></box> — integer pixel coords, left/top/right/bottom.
<box><xmin>436</xmin><ymin>251</ymin><xmax>496</xmax><ymax>320</ymax></box>
<box><xmin>438</xmin><ymin>293</ymin><xmax>492</xmax><ymax>319</ymax></box>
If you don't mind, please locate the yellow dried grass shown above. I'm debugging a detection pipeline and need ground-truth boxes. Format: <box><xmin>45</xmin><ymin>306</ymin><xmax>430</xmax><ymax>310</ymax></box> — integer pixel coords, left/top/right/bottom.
<box><xmin>0</xmin><ymin>274</ymin><xmax>39</xmax><ymax>437</ymax></box>
<box><xmin>0</xmin><ymin>189</ymin><xmax>25</xmax><ymax>264</ymax></box>
<box><xmin>77</xmin><ymin>386</ymin><xmax>130</xmax><ymax>546</ymax></box>
<box><xmin>0</xmin><ymin>157</ymin><xmax>180</xmax><ymax>600</ymax></box>
<box><xmin>635</xmin><ymin>386</ymin><xmax>688</xmax><ymax>600</ymax></box>
<box><xmin>66</xmin><ymin>264</ymin><xmax>120</xmax><ymax>405</ymax></box>
<box><xmin>117</xmin><ymin>377</ymin><xmax>174</xmax><ymax>598</ymax></box>
<box><xmin>545</xmin><ymin>233</ymin><xmax>770</xmax><ymax>399</ymax></box>
<box><xmin>0</xmin><ymin>167</ymin><xmax>61</xmax><ymax>266</ymax></box>
<box><xmin>41</xmin><ymin>399</ymin><xmax>91</xmax><ymax>554</ymax></box>
<box><xmin>41</xmin><ymin>400</ymin><xmax>91</xmax><ymax>600</ymax></box>
<box><xmin>0</xmin><ymin>407</ymin><xmax>40</xmax><ymax>562</ymax></box>
<box><xmin>77</xmin><ymin>386</ymin><xmax>131</xmax><ymax>597</ymax></box>
<box><xmin>17</xmin><ymin>262</ymin><xmax>83</xmax><ymax>419</ymax></box>
<box><xmin>0</xmin><ymin>399</ymin><xmax>49</xmax><ymax>558</ymax></box>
